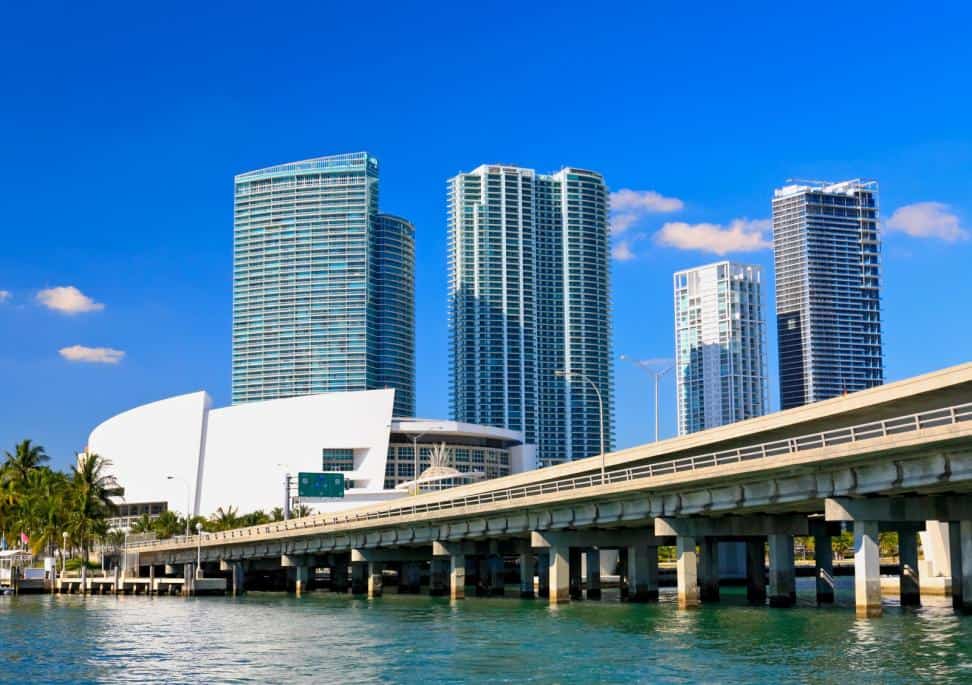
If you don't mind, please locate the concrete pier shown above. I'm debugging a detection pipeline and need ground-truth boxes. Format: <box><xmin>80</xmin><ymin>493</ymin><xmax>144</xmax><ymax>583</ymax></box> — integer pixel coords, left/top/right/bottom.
<box><xmin>450</xmin><ymin>554</ymin><xmax>466</xmax><ymax>600</ymax></box>
<box><xmin>676</xmin><ymin>536</ymin><xmax>699</xmax><ymax>608</ymax></box>
<box><xmin>767</xmin><ymin>534</ymin><xmax>795</xmax><ymax>608</ymax></box>
<box><xmin>537</xmin><ymin>552</ymin><xmax>550</xmax><ymax>599</ymax></box>
<box><xmin>814</xmin><ymin>534</ymin><xmax>835</xmax><ymax>604</ymax></box>
<box><xmin>548</xmin><ymin>542</ymin><xmax>571</xmax><ymax>604</ymax></box>
<box><xmin>430</xmin><ymin>558</ymin><xmax>449</xmax><ymax>596</ymax></box>
<box><xmin>519</xmin><ymin>552</ymin><xmax>535</xmax><ymax>599</ymax></box>
<box><xmin>898</xmin><ymin>526</ymin><xmax>921</xmax><ymax>607</ymax></box>
<box><xmin>627</xmin><ymin>543</ymin><xmax>659</xmax><ymax>602</ymax></box>
<box><xmin>699</xmin><ymin>538</ymin><xmax>720</xmax><ymax>603</ymax></box>
<box><xmin>351</xmin><ymin>562</ymin><xmax>367</xmax><ymax>596</ymax></box>
<box><xmin>568</xmin><ymin>548</ymin><xmax>583</xmax><ymax>600</ymax></box>
<box><xmin>746</xmin><ymin>538</ymin><xmax>766</xmax><ymax>604</ymax></box>
<box><xmin>854</xmin><ymin>521</ymin><xmax>881</xmax><ymax>617</ymax></box>
<box><xmin>586</xmin><ymin>549</ymin><xmax>602</xmax><ymax>600</ymax></box>
<box><xmin>368</xmin><ymin>563</ymin><xmax>384</xmax><ymax>598</ymax></box>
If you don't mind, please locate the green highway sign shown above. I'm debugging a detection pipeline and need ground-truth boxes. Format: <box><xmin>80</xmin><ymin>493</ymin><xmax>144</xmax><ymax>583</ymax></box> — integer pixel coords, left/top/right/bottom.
<box><xmin>298</xmin><ymin>472</ymin><xmax>345</xmax><ymax>498</ymax></box>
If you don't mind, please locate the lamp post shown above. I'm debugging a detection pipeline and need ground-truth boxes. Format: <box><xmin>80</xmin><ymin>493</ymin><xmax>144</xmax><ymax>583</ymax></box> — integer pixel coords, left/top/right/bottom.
<box><xmin>61</xmin><ymin>531</ymin><xmax>68</xmax><ymax>576</ymax></box>
<box><xmin>554</xmin><ymin>369</ymin><xmax>606</xmax><ymax>484</ymax></box>
<box><xmin>619</xmin><ymin>355</ymin><xmax>673</xmax><ymax>442</ymax></box>
<box><xmin>166</xmin><ymin>475</ymin><xmax>191</xmax><ymax>538</ymax></box>
<box><xmin>195</xmin><ymin>522</ymin><xmax>203</xmax><ymax>579</ymax></box>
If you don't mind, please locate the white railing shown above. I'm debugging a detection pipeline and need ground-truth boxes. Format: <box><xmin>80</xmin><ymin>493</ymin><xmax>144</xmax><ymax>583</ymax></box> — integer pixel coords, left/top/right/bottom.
<box><xmin>130</xmin><ymin>401</ymin><xmax>972</xmax><ymax>550</ymax></box>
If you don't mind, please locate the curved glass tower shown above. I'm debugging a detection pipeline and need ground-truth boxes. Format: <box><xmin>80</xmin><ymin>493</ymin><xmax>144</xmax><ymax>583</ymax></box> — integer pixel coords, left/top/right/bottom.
<box><xmin>233</xmin><ymin>152</ymin><xmax>415</xmax><ymax>416</ymax></box>
<box><xmin>448</xmin><ymin>164</ymin><xmax>613</xmax><ymax>466</ymax></box>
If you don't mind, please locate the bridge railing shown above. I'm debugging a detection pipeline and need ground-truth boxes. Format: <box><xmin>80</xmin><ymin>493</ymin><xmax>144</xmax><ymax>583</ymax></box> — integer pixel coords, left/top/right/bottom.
<box><xmin>128</xmin><ymin>401</ymin><xmax>972</xmax><ymax>550</ymax></box>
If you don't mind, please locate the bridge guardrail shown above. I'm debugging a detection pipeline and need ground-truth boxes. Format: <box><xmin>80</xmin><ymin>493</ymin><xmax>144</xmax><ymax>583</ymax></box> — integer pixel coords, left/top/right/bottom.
<box><xmin>128</xmin><ymin>401</ymin><xmax>972</xmax><ymax>550</ymax></box>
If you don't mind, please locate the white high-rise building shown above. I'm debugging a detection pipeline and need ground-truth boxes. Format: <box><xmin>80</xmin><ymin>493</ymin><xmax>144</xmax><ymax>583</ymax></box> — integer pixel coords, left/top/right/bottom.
<box><xmin>673</xmin><ymin>261</ymin><xmax>768</xmax><ymax>435</ymax></box>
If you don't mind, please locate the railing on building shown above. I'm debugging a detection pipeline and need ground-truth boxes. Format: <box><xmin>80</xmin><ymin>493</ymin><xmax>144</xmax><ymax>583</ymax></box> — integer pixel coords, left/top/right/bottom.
<box><xmin>128</xmin><ymin>402</ymin><xmax>972</xmax><ymax>550</ymax></box>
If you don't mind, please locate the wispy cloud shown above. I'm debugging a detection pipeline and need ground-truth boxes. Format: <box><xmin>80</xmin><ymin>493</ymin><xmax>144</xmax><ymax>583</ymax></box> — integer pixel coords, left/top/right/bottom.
<box><xmin>612</xmin><ymin>240</ymin><xmax>636</xmax><ymax>261</ymax></box>
<box><xmin>610</xmin><ymin>189</ymin><xmax>684</xmax><ymax>235</ymax></box>
<box><xmin>59</xmin><ymin>345</ymin><xmax>125</xmax><ymax>364</ymax></box>
<box><xmin>0</xmin><ymin>290</ymin><xmax>10</xmax><ymax>304</ymax></box>
<box><xmin>886</xmin><ymin>202</ymin><xmax>968</xmax><ymax>242</ymax></box>
<box><xmin>654</xmin><ymin>218</ymin><xmax>771</xmax><ymax>255</ymax></box>
<box><xmin>37</xmin><ymin>286</ymin><xmax>104</xmax><ymax>314</ymax></box>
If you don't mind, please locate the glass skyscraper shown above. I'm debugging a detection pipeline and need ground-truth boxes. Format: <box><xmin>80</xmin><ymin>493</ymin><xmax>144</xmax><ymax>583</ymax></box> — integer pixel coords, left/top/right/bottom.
<box><xmin>673</xmin><ymin>261</ymin><xmax>768</xmax><ymax>435</ymax></box>
<box><xmin>448</xmin><ymin>164</ymin><xmax>612</xmax><ymax>467</ymax></box>
<box><xmin>772</xmin><ymin>179</ymin><xmax>883</xmax><ymax>410</ymax></box>
<box><xmin>232</xmin><ymin>152</ymin><xmax>415</xmax><ymax>416</ymax></box>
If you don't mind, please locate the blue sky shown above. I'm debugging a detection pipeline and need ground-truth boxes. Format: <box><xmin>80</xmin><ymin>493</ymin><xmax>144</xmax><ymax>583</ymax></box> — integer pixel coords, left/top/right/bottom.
<box><xmin>2</xmin><ymin>2</ymin><xmax>970</xmax><ymax>469</ymax></box>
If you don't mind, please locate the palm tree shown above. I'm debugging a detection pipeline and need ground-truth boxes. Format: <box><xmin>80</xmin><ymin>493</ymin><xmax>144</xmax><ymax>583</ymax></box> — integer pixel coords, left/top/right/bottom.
<box><xmin>129</xmin><ymin>513</ymin><xmax>154</xmax><ymax>534</ymax></box>
<box><xmin>209</xmin><ymin>506</ymin><xmax>240</xmax><ymax>532</ymax></box>
<box><xmin>152</xmin><ymin>510</ymin><xmax>183</xmax><ymax>539</ymax></box>
<box><xmin>3</xmin><ymin>439</ymin><xmax>49</xmax><ymax>484</ymax></box>
<box><xmin>65</xmin><ymin>453</ymin><xmax>117</xmax><ymax>565</ymax></box>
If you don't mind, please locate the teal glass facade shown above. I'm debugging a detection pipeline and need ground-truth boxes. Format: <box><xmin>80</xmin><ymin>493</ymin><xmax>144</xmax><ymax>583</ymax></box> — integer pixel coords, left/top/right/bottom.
<box><xmin>448</xmin><ymin>164</ymin><xmax>613</xmax><ymax>467</ymax></box>
<box><xmin>232</xmin><ymin>152</ymin><xmax>414</xmax><ymax>416</ymax></box>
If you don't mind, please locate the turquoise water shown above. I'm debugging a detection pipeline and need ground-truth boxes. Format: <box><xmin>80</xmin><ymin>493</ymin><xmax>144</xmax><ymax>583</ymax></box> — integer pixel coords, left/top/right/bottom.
<box><xmin>3</xmin><ymin>579</ymin><xmax>972</xmax><ymax>684</ymax></box>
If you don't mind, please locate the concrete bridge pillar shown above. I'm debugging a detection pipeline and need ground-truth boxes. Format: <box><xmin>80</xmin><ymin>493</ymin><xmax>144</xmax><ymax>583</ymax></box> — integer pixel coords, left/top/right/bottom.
<box><xmin>854</xmin><ymin>521</ymin><xmax>882</xmax><ymax>617</ymax></box>
<box><xmin>568</xmin><ymin>548</ymin><xmax>583</xmax><ymax>600</ymax></box>
<box><xmin>537</xmin><ymin>552</ymin><xmax>550</xmax><ymax>599</ymax></box>
<box><xmin>746</xmin><ymin>537</ymin><xmax>766</xmax><ymax>604</ymax></box>
<box><xmin>295</xmin><ymin>565</ymin><xmax>310</xmax><ymax>597</ymax></box>
<box><xmin>148</xmin><ymin>564</ymin><xmax>156</xmax><ymax>596</ymax></box>
<box><xmin>676</xmin><ymin>536</ymin><xmax>699</xmax><ymax>608</ymax></box>
<box><xmin>430</xmin><ymin>558</ymin><xmax>449</xmax><ymax>596</ymax></box>
<box><xmin>368</xmin><ymin>563</ymin><xmax>384</xmax><ymax>598</ymax></box>
<box><xmin>814</xmin><ymin>534</ymin><xmax>835</xmax><ymax>604</ymax></box>
<box><xmin>487</xmin><ymin>555</ymin><xmax>505</xmax><ymax>597</ymax></box>
<box><xmin>618</xmin><ymin>547</ymin><xmax>629</xmax><ymax>601</ymax></box>
<box><xmin>469</xmin><ymin>557</ymin><xmax>486</xmax><ymax>596</ymax></box>
<box><xmin>898</xmin><ymin>525</ymin><xmax>921</xmax><ymax>607</ymax></box>
<box><xmin>699</xmin><ymin>538</ymin><xmax>720</xmax><ymax>603</ymax></box>
<box><xmin>548</xmin><ymin>542</ymin><xmax>571</xmax><ymax>604</ymax></box>
<box><xmin>628</xmin><ymin>544</ymin><xmax>659</xmax><ymax>602</ymax></box>
<box><xmin>331</xmin><ymin>560</ymin><xmax>349</xmax><ymax>593</ymax></box>
<box><xmin>767</xmin><ymin>534</ymin><xmax>795</xmax><ymax>608</ymax></box>
<box><xmin>949</xmin><ymin>520</ymin><xmax>972</xmax><ymax>613</ymax></box>
<box><xmin>450</xmin><ymin>554</ymin><xmax>466</xmax><ymax>600</ymax></box>
<box><xmin>519</xmin><ymin>552</ymin><xmax>536</xmax><ymax>599</ymax></box>
<box><xmin>350</xmin><ymin>562</ymin><xmax>367</xmax><ymax>596</ymax></box>
<box><xmin>399</xmin><ymin>562</ymin><xmax>422</xmax><ymax>594</ymax></box>
<box><xmin>586</xmin><ymin>549</ymin><xmax>602</xmax><ymax>600</ymax></box>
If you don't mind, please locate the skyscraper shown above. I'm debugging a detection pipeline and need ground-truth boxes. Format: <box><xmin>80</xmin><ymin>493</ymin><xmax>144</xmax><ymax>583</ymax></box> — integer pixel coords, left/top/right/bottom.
<box><xmin>448</xmin><ymin>164</ymin><xmax>612</xmax><ymax>467</ymax></box>
<box><xmin>673</xmin><ymin>261</ymin><xmax>768</xmax><ymax>435</ymax></box>
<box><xmin>772</xmin><ymin>179</ymin><xmax>883</xmax><ymax>410</ymax></box>
<box><xmin>232</xmin><ymin>152</ymin><xmax>415</xmax><ymax>416</ymax></box>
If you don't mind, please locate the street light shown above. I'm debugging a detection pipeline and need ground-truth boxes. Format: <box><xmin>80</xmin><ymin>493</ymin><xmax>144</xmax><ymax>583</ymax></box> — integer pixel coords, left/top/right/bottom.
<box><xmin>554</xmin><ymin>369</ymin><xmax>606</xmax><ymax>484</ymax></box>
<box><xmin>619</xmin><ymin>355</ymin><xmax>674</xmax><ymax>443</ymax></box>
<box><xmin>166</xmin><ymin>475</ymin><xmax>191</xmax><ymax>537</ymax></box>
<box><xmin>61</xmin><ymin>531</ymin><xmax>68</xmax><ymax>576</ymax></box>
<box><xmin>195</xmin><ymin>521</ymin><xmax>203</xmax><ymax>579</ymax></box>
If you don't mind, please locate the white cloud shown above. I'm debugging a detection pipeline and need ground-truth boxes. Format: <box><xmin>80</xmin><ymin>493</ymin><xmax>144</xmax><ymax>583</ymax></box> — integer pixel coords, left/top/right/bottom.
<box><xmin>0</xmin><ymin>290</ymin><xmax>10</xmax><ymax>304</ymax></box>
<box><xmin>610</xmin><ymin>189</ymin><xmax>684</xmax><ymax>235</ymax></box>
<box><xmin>612</xmin><ymin>240</ymin><xmax>636</xmax><ymax>261</ymax></box>
<box><xmin>654</xmin><ymin>218</ymin><xmax>772</xmax><ymax>255</ymax></box>
<box><xmin>59</xmin><ymin>345</ymin><xmax>125</xmax><ymax>364</ymax></box>
<box><xmin>886</xmin><ymin>202</ymin><xmax>968</xmax><ymax>242</ymax></box>
<box><xmin>37</xmin><ymin>286</ymin><xmax>104</xmax><ymax>314</ymax></box>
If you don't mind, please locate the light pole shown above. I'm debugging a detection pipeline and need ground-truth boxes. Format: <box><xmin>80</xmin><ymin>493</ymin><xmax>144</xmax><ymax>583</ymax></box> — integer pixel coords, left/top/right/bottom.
<box><xmin>276</xmin><ymin>463</ymin><xmax>292</xmax><ymax>520</ymax></box>
<box><xmin>166</xmin><ymin>475</ymin><xmax>191</xmax><ymax>538</ymax></box>
<box><xmin>619</xmin><ymin>355</ymin><xmax>673</xmax><ymax>442</ymax></box>
<box><xmin>61</xmin><ymin>531</ymin><xmax>68</xmax><ymax>576</ymax></box>
<box><xmin>554</xmin><ymin>369</ymin><xmax>605</xmax><ymax>484</ymax></box>
<box><xmin>195</xmin><ymin>522</ymin><xmax>203</xmax><ymax>579</ymax></box>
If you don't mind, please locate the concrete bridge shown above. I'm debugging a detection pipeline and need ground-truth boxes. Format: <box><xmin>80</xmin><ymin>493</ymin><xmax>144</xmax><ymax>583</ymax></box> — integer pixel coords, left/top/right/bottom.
<box><xmin>129</xmin><ymin>362</ymin><xmax>972</xmax><ymax>617</ymax></box>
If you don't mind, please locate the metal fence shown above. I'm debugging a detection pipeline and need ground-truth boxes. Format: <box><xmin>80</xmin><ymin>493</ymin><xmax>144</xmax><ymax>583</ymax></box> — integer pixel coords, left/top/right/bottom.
<box><xmin>129</xmin><ymin>401</ymin><xmax>972</xmax><ymax>550</ymax></box>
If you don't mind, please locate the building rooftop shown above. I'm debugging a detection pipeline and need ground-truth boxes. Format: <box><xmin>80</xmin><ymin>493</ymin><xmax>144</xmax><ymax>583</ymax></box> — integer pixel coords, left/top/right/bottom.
<box><xmin>774</xmin><ymin>178</ymin><xmax>877</xmax><ymax>198</ymax></box>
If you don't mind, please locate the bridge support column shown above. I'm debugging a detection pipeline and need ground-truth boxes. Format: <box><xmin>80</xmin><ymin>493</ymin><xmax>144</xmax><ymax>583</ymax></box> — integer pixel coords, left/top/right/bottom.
<box><xmin>898</xmin><ymin>525</ymin><xmax>921</xmax><ymax>607</ymax></box>
<box><xmin>548</xmin><ymin>543</ymin><xmax>571</xmax><ymax>604</ymax></box>
<box><xmin>450</xmin><ymin>554</ymin><xmax>466</xmax><ymax>600</ymax></box>
<box><xmin>351</xmin><ymin>562</ymin><xmax>367</xmax><ymax>596</ymax></box>
<box><xmin>569</xmin><ymin>548</ymin><xmax>583</xmax><ymax>600</ymax></box>
<box><xmin>399</xmin><ymin>562</ymin><xmax>422</xmax><ymax>594</ymax></box>
<box><xmin>700</xmin><ymin>538</ymin><xmax>720</xmax><ymax>603</ymax></box>
<box><xmin>148</xmin><ymin>564</ymin><xmax>156</xmax><ymax>596</ymax></box>
<box><xmin>586</xmin><ymin>549</ymin><xmax>602</xmax><ymax>600</ymax></box>
<box><xmin>519</xmin><ymin>552</ymin><xmax>535</xmax><ymax>599</ymax></box>
<box><xmin>470</xmin><ymin>557</ymin><xmax>486</xmax><ymax>596</ymax></box>
<box><xmin>854</xmin><ymin>521</ymin><xmax>881</xmax><ymax>617</ymax></box>
<box><xmin>628</xmin><ymin>544</ymin><xmax>659</xmax><ymax>602</ymax></box>
<box><xmin>487</xmin><ymin>554</ymin><xmax>505</xmax><ymax>596</ymax></box>
<box><xmin>768</xmin><ymin>534</ymin><xmax>795</xmax><ymax>608</ymax></box>
<box><xmin>537</xmin><ymin>552</ymin><xmax>550</xmax><ymax>599</ymax></box>
<box><xmin>618</xmin><ymin>547</ymin><xmax>629</xmax><ymax>600</ymax></box>
<box><xmin>814</xmin><ymin>534</ymin><xmax>835</xmax><ymax>604</ymax></box>
<box><xmin>368</xmin><ymin>563</ymin><xmax>384</xmax><ymax>598</ymax></box>
<box><xmin>676</xmin><ymin>536</ymin><xmax>699</xmax><ymax>609</ymax></box>
<box><xmin>430</xmin><ymin>558</ymin><xmax>449</xmax><ymax>596</ymax></box>
<box><xmin>950</xmin><ymin>520</ymin><xmax>972</xmax><ymax>613</ymax></box>
<box><xmin>746</xmin><ymin>537</ymin><xmax>766</xmax><ymax>604</ymax></box>
<box><xmin>295</xmin><ymin>565</ymin><xmax>310</xmax><ymax>597</ymax></box>
<box><xmin>331</xmin><ymin>560</ymin><xmax>349</xmax><ymax>593</ymax></box>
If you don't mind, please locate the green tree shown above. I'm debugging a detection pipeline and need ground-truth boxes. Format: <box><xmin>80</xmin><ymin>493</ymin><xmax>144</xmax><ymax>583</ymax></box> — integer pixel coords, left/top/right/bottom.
<box><xmin>129</xmin><ymin>513</ymin><xmax>154</xmax><ymax>534</ymax></box>
<box><xmin>3</xmin><ymin>439</ymin><xmax>49</xmax><ymax>485</ymax></box>
<box><xmin>65</xmin><ymin>453</ymin><xmax>117</xmax><ymax>565</ymax></box>
<box><xmin>208</xmin><ymin>506</ymin><xmax>240</xmax><ymax>532</ymax></box>
<box><xmin>152</xmin><ymin>510</ymin><xmax>183</xmax><ymax>539</ymax></box>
